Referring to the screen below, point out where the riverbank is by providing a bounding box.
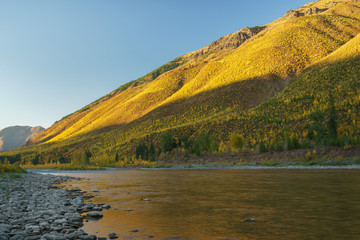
[0,173,112,240]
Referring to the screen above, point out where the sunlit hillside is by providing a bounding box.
[3,0,360,165]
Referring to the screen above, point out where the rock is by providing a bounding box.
[40,210,56,217]
[24,236,42,240]
[244,218,256,223]
[78,235,97,240]
[53,218,67,225]
[100,203,111,209]
[129,229,139,233]
[124,209,133,212]
[141,198,150,201]
[64,231,83,240]
[0,233,9,240]
[90,190,99,193]
[86,211,103,219]
[70,197,83,206]
[10,235,25,240]
[40,233,66,240]
[0,224,11,233]
[81,203,98,212]
[92,207,103,211]
[0,214,8,222]
[25,225,41,235]
[108,232,118,239]
[98,237,107,240]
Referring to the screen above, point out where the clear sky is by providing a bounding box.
[0,0,310,130]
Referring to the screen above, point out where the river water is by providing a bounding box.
[42,169,360,239]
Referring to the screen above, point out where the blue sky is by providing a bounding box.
[0,0,310,130]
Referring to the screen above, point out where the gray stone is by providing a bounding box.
[86,211,103,219]
[10,235,25,240]
[70,197,83,206]
[25,225,41,235]
[39,222,50,231]
[53,218,67,225]
[78,235,97,240]
[81,203,98,212]
[101,203,111,209]
[0,224,11,233]
[40,233,66,240]
[24,236,41,240]
[108,232,118,239]
[244,218,256,223]
[64,231,82,240]
[9,229,25,236]
[0,233,9,240]
[98,237,107,240]
[0,214,8,221]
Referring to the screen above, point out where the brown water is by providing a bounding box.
[47,169,360,240]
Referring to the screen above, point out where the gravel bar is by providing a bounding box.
[0,173,112,240]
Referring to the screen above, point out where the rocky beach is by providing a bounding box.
[0,173,113,240]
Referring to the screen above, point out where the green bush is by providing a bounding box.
[275,142,284,152]
[0,164,26,174]
[198,133,218,153]
[259,142,268,153]
[230,133,244,151]
[161,133,177,153]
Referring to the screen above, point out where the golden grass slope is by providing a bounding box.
[28,0,360,151]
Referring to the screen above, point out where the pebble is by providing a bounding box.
[244,218,256,222]
[108,232,118,239]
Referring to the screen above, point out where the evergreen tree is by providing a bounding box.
[81,151,89,166]
[149,142,156,162]
[161,133,177,153]
[136,142,148,160]
[328,91,338,141]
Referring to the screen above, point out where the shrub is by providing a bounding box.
[259,142,268,153]
[275,142,284,152]
[161,133,177,153]
[230,133,244,151]
[0,164,26,174]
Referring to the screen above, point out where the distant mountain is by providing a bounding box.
[0,126,44,152]
[3,0,360,165]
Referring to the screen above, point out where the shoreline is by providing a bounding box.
[25,163,360,173]
[0,173,112,240]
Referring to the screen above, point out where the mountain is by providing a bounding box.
[3,0,360,165]
[0,126,44,152]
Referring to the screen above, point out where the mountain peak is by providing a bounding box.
[0,126,44,152]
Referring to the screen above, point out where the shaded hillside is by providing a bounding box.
[0,126,44,152]
[4,0,360,165]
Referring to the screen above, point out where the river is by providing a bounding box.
[36,169,360,240]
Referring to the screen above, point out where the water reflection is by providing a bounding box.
[53,169,360,240]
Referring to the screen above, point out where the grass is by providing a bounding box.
[0,164,26,174]
[22,164,104,170]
